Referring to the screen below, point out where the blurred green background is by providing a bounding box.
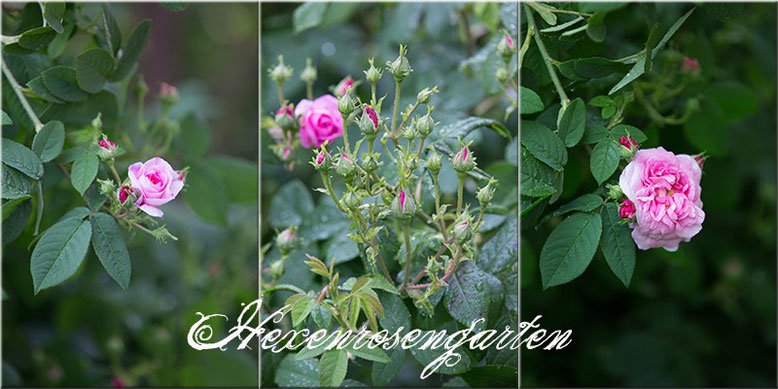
[521,3,777,387]
[260,2,518,387]
[2,3,258,387]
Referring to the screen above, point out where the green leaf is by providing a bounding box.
[1,165,32,200]
[292,296,315,327]
[160,2,189,11]
[268,180,314,229]
[208,156,257,204]
[111,20,151,81]
[42,66,88,102]
[90,212,130,290]
[437,116,510,140]
[18,27,57,50]
[520,121,567,171]
[462,365,518,387]
[526,2,557,25]
[600,203,636,287]
[683,98,728,156]
[1,111,12,125]
[275,354,319,387]
[646,22,664,49]
[707,81,759,121]
[344,343,390,363]
[74,48,115,93]
[586,12,606,42]
[540,212,602,289]
[703,2,744,21]
[30,217,92,294]
[319,349,348,387]
[477,214,518,277]
[3,199,32,244]
[85,183,108,210]
[27,76,64,103]
[48,22,74,59]
[590,139,620,184]
[444,261,503,326]
[101,4,122,56]
[520,87,544,115]
[575,2,627,12]
[184,163,229,226]
[559,57,630,79]
[609,8,695,95]
[556,98,586,147]
[2,140,43,179]
[378,293,410,332]
[32,121,65,162]
[43,2,66,33]
[70,148,98,196]
[520,152,556,197]
[371,347,405,387]
[324,234,359,264]
[311,303,332,329]
[610,124,647,143]
[409,330,472,374]
[57,207,91,223]
[295,332,337,360]
[542,194,603,223]
[293,3,328,34]
[174,113,211,160]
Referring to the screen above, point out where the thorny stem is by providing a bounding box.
[406,246,461,290]
[1,60,43,132]
[306,82,313,101]
[108,160,122,184]
[390,81,402,139]
[456,175,464,216]
[276,83,285,106]
[400,223,412,291]
[321,173,347,213]
[401,239,454,292]
[354,209,395,286]
[518,25,534,69]
[524,4,570,106]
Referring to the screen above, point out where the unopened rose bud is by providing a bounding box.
[681,57,700,75]
[391,189,416,219]
[605,183,623,200]
[342,191,360,210]
[96,137,117,160]
[452,145,476,173]
[97,179,116,195]
[417,87,437,104]
[135,75,148,97]
[477,179,497,207]
[276,226,299,255]
[269,55,293,84]
[362,153,378,172]
[404,122,418,141]
[313,148,333,171]
[416,112,435,137]
[338,94,356,117]
[403,155,418,171]
[387,45,412,83]
[693,154,707,169]
[335,153,356,177]
[618,136,638,159]
[160,82,179,105]
[275,105,295,131]
[453,220,473,243]
[300,58,317,84]
[359,106,379,136]
[118,186,134,204]
[619,199,636,220]
[496,67,509,83]
[334,76,354,98]
[92,113,103,131]
[497,34,516,63]
[427,149,442,174]
[270,260,284,278]
[364,58,382,85]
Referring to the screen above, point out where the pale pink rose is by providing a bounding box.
[128,157,185,217]
[295,95,343,149]
[619,147,705,251]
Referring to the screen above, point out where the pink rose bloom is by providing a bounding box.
[295,95,343,149]
[128,157,185,217]
[619,147,705,251]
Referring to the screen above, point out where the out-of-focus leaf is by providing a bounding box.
[293,3,328,34]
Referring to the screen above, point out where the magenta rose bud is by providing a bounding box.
[99,139,116,152]
[619,199,636,220]
[97,138,118,160]
[335,77,354,97]
[295,95,344,149]
[128,157,185,217]
[118,186,132,204]
[359,106,379,136]
[681,57,700,75]
[619,135,638,159]
[160,82,179,105]
[391,189,416,219]
[452,145,476,173]
[619,147,705,251]
[112,377,125,388]
[453,220,473,243]
[497,34,517,62]
[694,155,706,169]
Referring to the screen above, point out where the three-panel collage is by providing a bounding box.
[0,1,775,389]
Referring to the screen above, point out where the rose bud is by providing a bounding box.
[92,113,103,131]
[276,226,300,255]
[693,154,707,169]
[391,189,417,220]
[364,58,382,85]
[416,87,437,105]
[496,67,509,83]
[453,220,474,243]
[112,377,126,388]
[135,74,148,97]
[342,191,361,211]
[427,149,442,174]
[387,45,412,83]
[681,57,700,75]
[337,94,356,117]
[160,82,179,105]
[335,153,356,177]
[97,178,116,196]
[270,260,285,278]
[313,148,333,171]
[416,112,435,137]
[300,58,317,84]
[97,137,118,160]
[361,153,379,172]
[269,55,293,84]
[619,199,636,220]
[452,145,476,173]
[118,186,136,205]
[477,179,498,207]
[334,76,355,98]
[275,105,295,132]
[497,34,516,63]
[605,183,623,200]
[359,106,379,136]
[619,135,639,159]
